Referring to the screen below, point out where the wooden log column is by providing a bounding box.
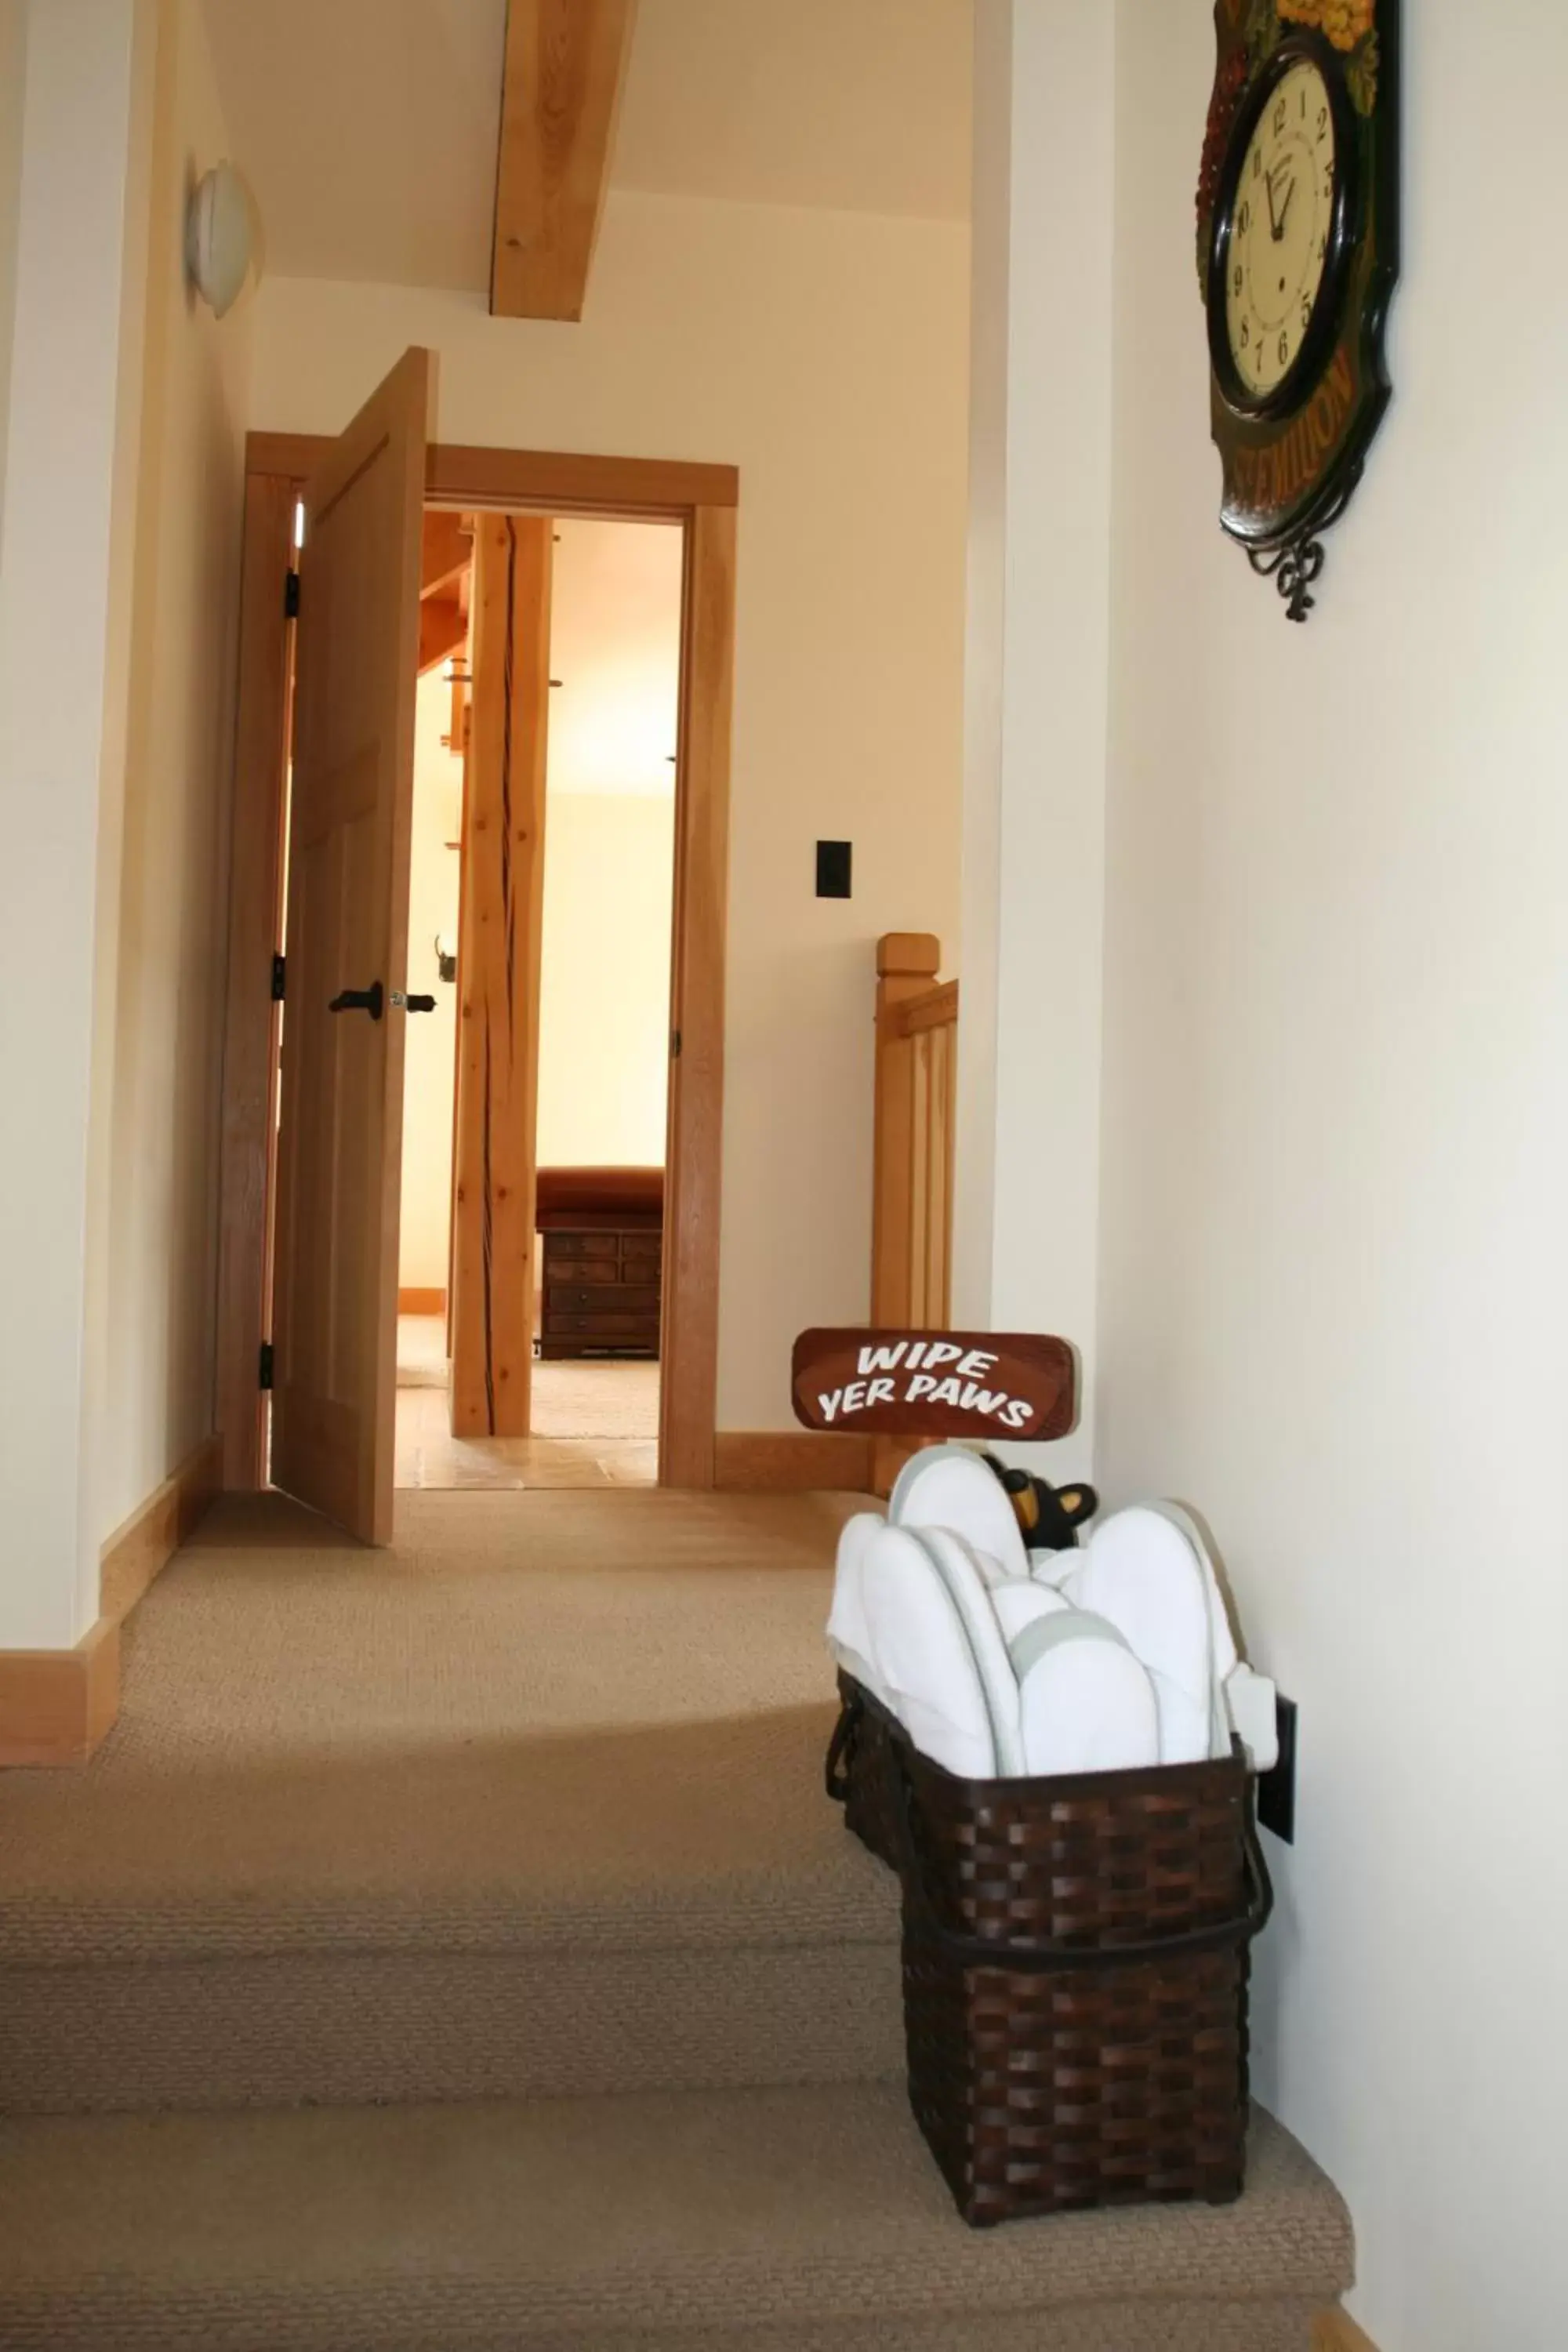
[449,514,553,1437]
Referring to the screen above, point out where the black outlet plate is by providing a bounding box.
[816,840,852,899]
[1256,1693,1298,1846]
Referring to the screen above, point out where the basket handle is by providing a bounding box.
[824,1687,858,1805]
[889,1736,1274,1975]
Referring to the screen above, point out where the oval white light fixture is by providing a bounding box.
[185,162,255,319]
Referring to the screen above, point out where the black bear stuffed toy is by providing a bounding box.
[980,1456,1098,1552]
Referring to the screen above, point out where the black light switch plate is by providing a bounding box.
[1257,1694,1298,1845]
[816,840,852,898]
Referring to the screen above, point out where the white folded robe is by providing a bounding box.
[1059,1506,1226,1766]
[826,1510,888,1697]
[859,1524,1000,1779]
[889,1445,1031,1584]
[1011,1607,1161,1777]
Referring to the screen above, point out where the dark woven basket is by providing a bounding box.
[826,1673,1272,2228]
[825,1670,902,1869]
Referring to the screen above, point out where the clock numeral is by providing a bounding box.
[1300,88,1307,119]
[1253,146,1263,180]
[1301,293,1312,329]
[1278,329,1290,366]
[1233,265,1243,297]
[1274,98,1287,135]
[1239,200,1251,235]
[1317,106,1329,140]
[1240,318,1250,350]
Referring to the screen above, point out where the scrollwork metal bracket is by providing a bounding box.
[1243,468,1361,624]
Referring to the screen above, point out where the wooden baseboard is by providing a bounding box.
[399,1285,447,1315]
[713,1431,874,1493]
[1,1432,221,1769]
[0,1618,119,1768]
[99,1433,223,1628]
[1313,2313,1379,2352]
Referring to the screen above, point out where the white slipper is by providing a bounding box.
[989,1577,1073,1646]
[1059,1506,1221,1766]
[890,1445,1030,1583]
[1013,1608,1162,1777]
[1223,1661,1280,1772]
[860,1525,998,1779]
[915,1526,1027,1774]
[1147,1502,1240,1755]
[826,1511,887,1698]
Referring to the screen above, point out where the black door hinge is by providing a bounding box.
[284,569,300,619]
[270,953,286,1002]
[258,1341,274,1392]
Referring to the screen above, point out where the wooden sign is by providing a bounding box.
[791,1330,1076,1442]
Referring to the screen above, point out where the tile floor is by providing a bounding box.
[394,1317,659,1490]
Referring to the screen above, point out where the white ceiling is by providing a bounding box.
[200,0,972,296]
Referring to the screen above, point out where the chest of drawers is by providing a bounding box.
[539,1226,662,1359]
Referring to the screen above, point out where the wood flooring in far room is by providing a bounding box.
[394,1317,659,1490]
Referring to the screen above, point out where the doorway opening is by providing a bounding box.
[216,360,738,1541]
[393,511,681,1491]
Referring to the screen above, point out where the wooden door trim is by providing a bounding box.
[219,439,737,1495]
[214,475,296,1491]
[245,434,738,520]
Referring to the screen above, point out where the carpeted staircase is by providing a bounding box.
[0,1489,1355,2349]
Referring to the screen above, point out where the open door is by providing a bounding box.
[270,348,432,1542]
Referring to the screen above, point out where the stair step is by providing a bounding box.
[0,1495,905,2114]
[0,2082,1353,2352]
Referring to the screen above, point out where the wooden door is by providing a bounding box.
[270,347,431,1542]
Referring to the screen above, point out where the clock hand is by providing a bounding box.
[1277,176,1297,238]
[1265,165,1282,240]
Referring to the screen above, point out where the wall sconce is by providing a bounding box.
[185,162,258,318]
[434,933,457,984]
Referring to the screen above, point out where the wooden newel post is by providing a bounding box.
[872,932,942,1329]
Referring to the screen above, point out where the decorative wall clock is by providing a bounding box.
[1198,0,1400,620]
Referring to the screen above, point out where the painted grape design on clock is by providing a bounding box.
[1198,0,1400,621]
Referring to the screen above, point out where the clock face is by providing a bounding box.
[1222,56,1338,404]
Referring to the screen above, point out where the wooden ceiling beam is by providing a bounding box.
[491,0,639,322]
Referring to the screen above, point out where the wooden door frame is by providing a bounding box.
[216,436,739,1495]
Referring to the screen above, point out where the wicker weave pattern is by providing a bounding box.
[828,1675,1267,2228]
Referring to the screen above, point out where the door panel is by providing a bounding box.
[270,347,431,1542]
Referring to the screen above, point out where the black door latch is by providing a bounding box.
[328,982,383,1019]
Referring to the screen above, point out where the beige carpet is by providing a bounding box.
[0,2086,1348,2352]
[0,1486,1355,2347]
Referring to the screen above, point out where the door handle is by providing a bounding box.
[328,982,383,1019]
[390,990,437,1013]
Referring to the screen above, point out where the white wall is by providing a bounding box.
[536,793,675,1171]
[397,670,463,1291]
[976,2,1568,2344]
[0,0,158,1646]
[98,0,253,1538]
[954,0,1112,1487]
[246,190,969,1428]
[536,517,679,1173]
